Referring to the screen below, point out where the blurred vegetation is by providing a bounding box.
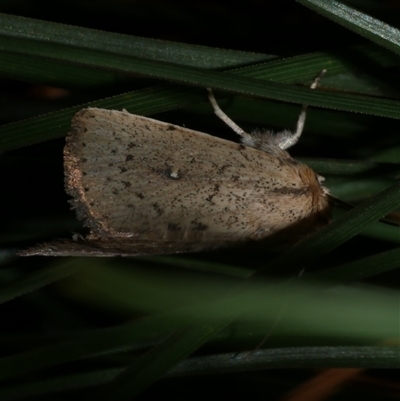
[0,1,399,400]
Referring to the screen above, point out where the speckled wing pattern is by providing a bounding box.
[21,108,331,256]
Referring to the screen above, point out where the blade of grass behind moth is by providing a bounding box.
[0,259,81,305]
[99,325,234,400]
[0,368,122,401]
[297,0,400,55]
[326,177,398,205]
[0,52,132,89]
[141,246,400,284]
[0,326,148,383]
[0,255,242,383]
[0,290,178,381]
[371,145,400,163]
[135,256,253,279]
[302,158,400,178]
[0,86,202,151]
[0,290,241,383]
[361,221,400,244]
[308,247,400,283]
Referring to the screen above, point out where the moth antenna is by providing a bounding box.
[207,70,326,153]
[278,69,327,150]
[207,88,253,142]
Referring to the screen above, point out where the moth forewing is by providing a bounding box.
[64,108,330,247]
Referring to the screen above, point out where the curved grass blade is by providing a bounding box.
[297,0,400,55]
[0,13,269,69]
[0,260,80,305]
[309,247,400,282]
[0,86,201,151]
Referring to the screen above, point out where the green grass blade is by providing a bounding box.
[0,86,201,151]
[0,260,80,305]
[297,0,400,55]
[310,247,400,282]
[0,13,268,69]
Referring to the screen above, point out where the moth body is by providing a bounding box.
[21,71,331,256]
[65,108,330,246]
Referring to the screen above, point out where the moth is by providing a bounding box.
[20,72,332,257]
